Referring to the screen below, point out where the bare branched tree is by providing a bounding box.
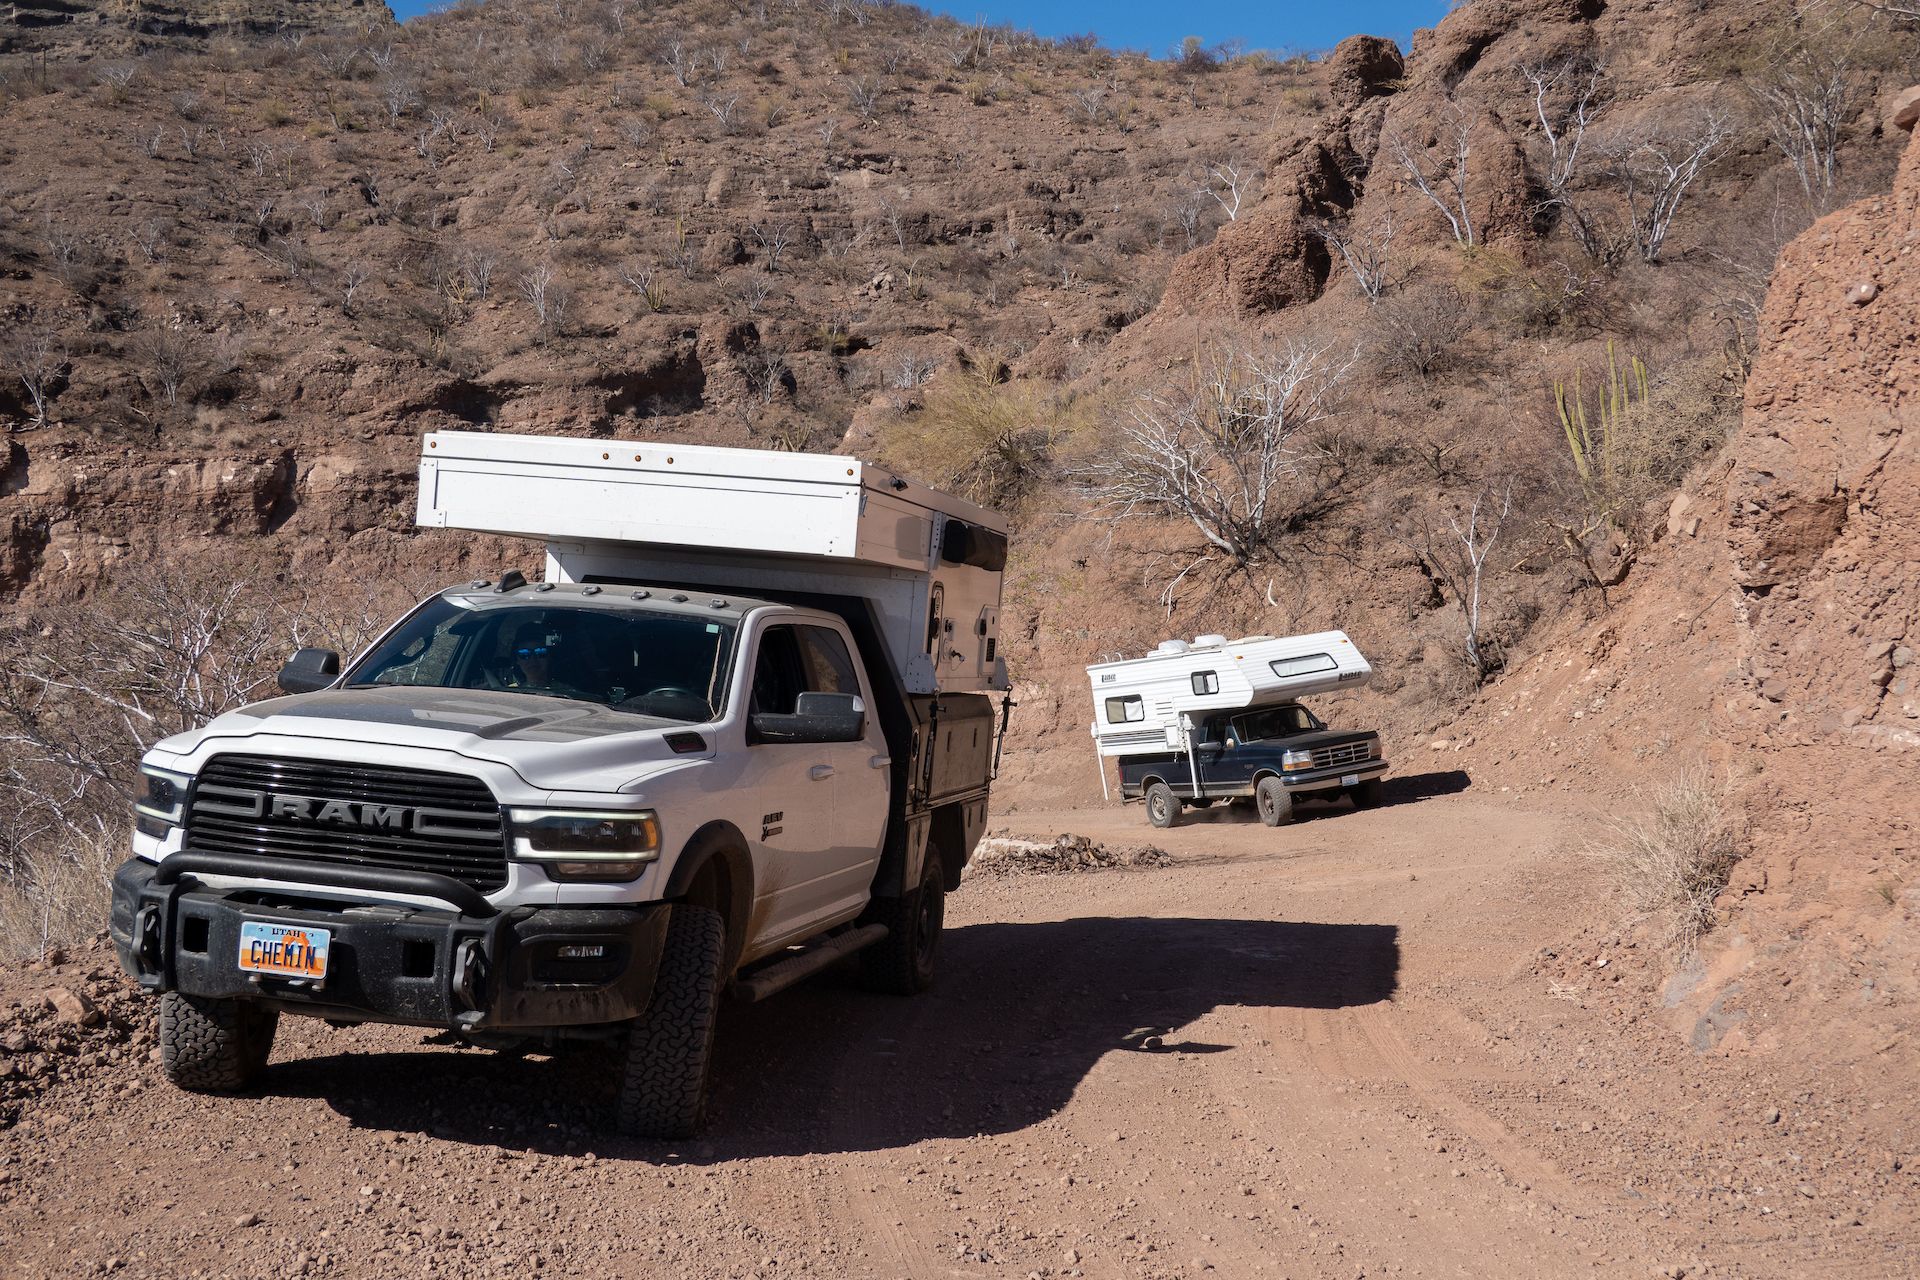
[618,259,668,311]
[517,263,572,334]
[1387,104,1479,246]
[1520,58,1621,262]
[1602,110,1732,263]
[1203,160,1252,222]
[340,261,372,311]
[1078,341,1356,564]
[1308,212,1398,304]
[130,323,204,406]
[1410,484,1513,680]
[3,324,65,427]
[849,76,885,123]
[1745,39,1861,204]
[750,221,796,271]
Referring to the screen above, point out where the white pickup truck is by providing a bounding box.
[109,432,1010,1137]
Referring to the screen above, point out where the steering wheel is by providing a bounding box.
[641,686,704,703]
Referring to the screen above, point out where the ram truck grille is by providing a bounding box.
[184,754,509,893]
[1309,740,1374,770]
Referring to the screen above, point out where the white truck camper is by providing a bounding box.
[112,431,1011,1138]
[1088,632,1387,827]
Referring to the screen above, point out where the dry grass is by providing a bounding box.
[1587,769,1741,958]
[0,827,121,960]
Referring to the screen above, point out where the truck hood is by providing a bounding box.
[162,687,708,795]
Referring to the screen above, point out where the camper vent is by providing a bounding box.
[1193,634,1228,648]
[1154,639,1190,655]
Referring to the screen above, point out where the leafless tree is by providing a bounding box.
[130,324,205,407]
[2,324,64,427]
[817,116,843,148]
[1077,340,1356,564]
[702,91,742,133]
[94,61,138,90]
[1203,160,1252,222]
[664,40,695,87]
[468,112,504,153]
[849,77,884,123]
[617,115,653,149]
[177,125,206,159]
[618,260,667,311]
[518,264,572,334]
[740,349,790,406]
[1395,483,1514,680]
[340,262,371,311]
[728,270,775,314]
[1169,191,1206,249]
[460,245,497,301]
[750,221,796,272]
[890,352,936,389]
[1520,58,1622,262]
[1068,85,1106,124]
[132,217,171,262]
[1746,40,1861,204]
[1369,283,1469,384]
[1387,105,1479,246]
[379,75,421,127]
[245,139,276,177]
[296,193,329,228]
[129,123,167,157]
[1602,110,1732,263]
[1308,212,1398,304]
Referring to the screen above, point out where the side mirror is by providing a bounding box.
[277,647,341,696]
[748,691,866,745]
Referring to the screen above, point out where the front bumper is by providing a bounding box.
[1282,759,1389,793]
[110,856,670,1031]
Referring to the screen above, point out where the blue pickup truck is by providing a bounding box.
[1115,701,1386,828]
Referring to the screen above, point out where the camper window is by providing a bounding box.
[1270,652,1337,679]
[1104,695,1144,724]
[1191,670,1219,695]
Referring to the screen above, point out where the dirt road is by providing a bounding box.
[2,779,1913,1279]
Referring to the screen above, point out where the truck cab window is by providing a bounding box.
[750,625,810,715]
[1234,703,1320,741]
[799,626,861,698]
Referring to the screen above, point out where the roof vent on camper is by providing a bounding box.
[1193,634,1228,648]
[1155,639,1191,656]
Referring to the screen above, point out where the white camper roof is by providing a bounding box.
[417,430,1004,570]
[415,431,1009,695]
[1086,631,1371,757]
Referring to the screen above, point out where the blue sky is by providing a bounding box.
[386,1,1450,55]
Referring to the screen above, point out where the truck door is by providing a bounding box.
[740,623,839,946]
[795,624,888,922]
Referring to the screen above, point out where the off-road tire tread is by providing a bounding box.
[860,857,944,996]
[1256,776,1293,827]
[158,993,277,1092]
[617,905,725,1140]
[1145,781,1180,828]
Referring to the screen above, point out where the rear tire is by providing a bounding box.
[1145,781,1180,828]
[617,904,726,1139]
[1350,777,1385,809]
[860,855,945,996]
[158,993,278,1092]
[1255,776,1293,827]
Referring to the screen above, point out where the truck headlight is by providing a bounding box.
[509,809,660,883]
[1281,749,1314,773]
[135,764,192,839]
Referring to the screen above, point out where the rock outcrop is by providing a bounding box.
[2,0,391,56]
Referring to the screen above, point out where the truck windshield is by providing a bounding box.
[1235,704,1320,742]
[345,597,739,722]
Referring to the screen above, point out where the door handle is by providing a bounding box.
[809,764,835,781]
[869,755,891,770]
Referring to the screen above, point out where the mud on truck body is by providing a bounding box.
[111,432,1011,1137]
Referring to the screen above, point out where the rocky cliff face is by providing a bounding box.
[3,0,391,56]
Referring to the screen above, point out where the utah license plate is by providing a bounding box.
[237,921,330,980]
[1341,774,1361,787]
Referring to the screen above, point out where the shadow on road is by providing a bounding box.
[269,915,1399,1161]
[1383,770,1471,806]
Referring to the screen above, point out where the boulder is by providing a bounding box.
[1325,35,1404,110]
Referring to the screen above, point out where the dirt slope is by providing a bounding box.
[2,792,1914,1279]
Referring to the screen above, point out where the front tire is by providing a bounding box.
[861,854,945,995]
[1256,776,1294,827]
[1145,781,1180,828]
[158,993,278,1092]
[617,904,726,1139]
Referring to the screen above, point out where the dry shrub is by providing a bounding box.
[967,833,1172,879]
[873,355,1071,508]
[0,828,121,960]
[1587,770,1741,958]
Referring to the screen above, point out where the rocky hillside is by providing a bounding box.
[1,0,391,56]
